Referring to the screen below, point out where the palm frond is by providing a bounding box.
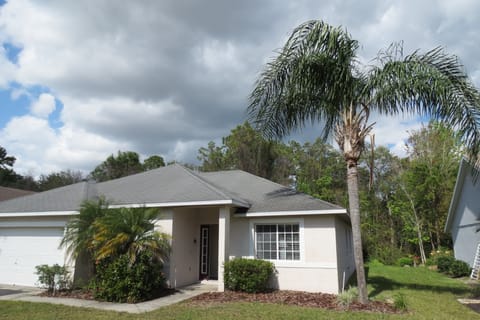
[248,20,360,140]
[59,198,109,259]
[92,206,170,264]
[367,45,480,169]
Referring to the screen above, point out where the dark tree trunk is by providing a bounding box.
[346,161,368,304]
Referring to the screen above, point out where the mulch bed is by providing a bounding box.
[38,287,177,303]
[39,288,398,313]
[39,289,95,300]
[188,290,398,313]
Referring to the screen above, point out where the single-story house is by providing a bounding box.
[445,159,480,266]
[0,164,354,294]
[0,186,36,202]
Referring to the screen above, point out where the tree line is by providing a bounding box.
[0,149,166,191]
[0,120,462,265]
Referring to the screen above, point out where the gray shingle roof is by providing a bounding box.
[0,164,344,214]
[0,182,92,213]
[97,164,248,206]
[196,170,343,213]
[0,186,36,202]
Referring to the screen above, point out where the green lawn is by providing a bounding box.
[0,264,478,320]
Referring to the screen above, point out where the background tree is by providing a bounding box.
[0,146,40,191]
[404,122,461,249]
[290,139,346,205]
[90,151,143,182]
[143,155,165,171]
[360,145,404,264]
[248,20,480,302]
[38,170,85,191]
[0,147,15,169]
[197,141,229,172]
[198,122,292,184]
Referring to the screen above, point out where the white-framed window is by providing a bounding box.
[255,223,300,261]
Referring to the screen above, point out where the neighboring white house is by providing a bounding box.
[445,159,480,266]
[0,164,354,294]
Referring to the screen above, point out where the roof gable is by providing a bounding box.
[96,164,249,206]
[196,169,344,213]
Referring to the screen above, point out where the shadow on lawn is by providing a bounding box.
[368,276,471,298]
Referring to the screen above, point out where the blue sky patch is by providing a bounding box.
[0,83,62,130]
[2,42,22,64]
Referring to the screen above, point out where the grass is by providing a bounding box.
[0,264,478,319]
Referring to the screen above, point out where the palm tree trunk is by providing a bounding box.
[346,162,368,304]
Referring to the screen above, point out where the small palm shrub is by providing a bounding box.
[393,292,408,311]
[337,286,358,307]
[93,251,165,303]
[224,258,275,293]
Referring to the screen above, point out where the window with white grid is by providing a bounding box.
[255,223,300,261]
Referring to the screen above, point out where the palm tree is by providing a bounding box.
[61,198,108,260]
[93,207,170,265]
[248,20,480,303]
[60,198,109,280]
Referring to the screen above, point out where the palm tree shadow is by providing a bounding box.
[368,275,471,298]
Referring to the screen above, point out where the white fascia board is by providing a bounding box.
[108,199,249,209]
[235,209,347,218]
[0,211,78,218]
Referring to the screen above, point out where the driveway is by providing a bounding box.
[0,288,23,296]
[0,284,42,299]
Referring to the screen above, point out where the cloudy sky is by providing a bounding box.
[0,0,479,176]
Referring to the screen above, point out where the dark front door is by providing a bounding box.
[199,225,218,280]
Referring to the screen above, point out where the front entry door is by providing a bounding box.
[199,225,218,280]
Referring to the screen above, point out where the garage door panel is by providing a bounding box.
[0,227,66,286]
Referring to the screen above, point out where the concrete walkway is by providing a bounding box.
[0,282,217,313]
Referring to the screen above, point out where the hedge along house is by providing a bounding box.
[0,164,354,294]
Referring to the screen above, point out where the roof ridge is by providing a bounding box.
[176,164,250,206]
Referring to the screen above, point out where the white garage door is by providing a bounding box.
[0,228,66,287]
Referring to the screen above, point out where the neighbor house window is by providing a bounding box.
[255,224,300,260]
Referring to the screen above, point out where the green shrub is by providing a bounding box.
[397,257,414,267]
[224,258,275,293]
[436,255,455,273]
[366,244,404,265]
[35,264,70,292]
[393,292,408,311]
[337,286,358,308]
[469,284,480,298]
[368,259,384,267]
[448,259,471,278]
[93,251,165,303]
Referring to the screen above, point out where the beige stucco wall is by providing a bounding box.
[155,208,350,294]
[334,216,355,291]
[155,207,220,288]
[229,214,344,294]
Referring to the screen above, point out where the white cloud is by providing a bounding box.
[370,114,424,158]
[0,115,57,174]
[0,0,479,175]
[30,93,56,118]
